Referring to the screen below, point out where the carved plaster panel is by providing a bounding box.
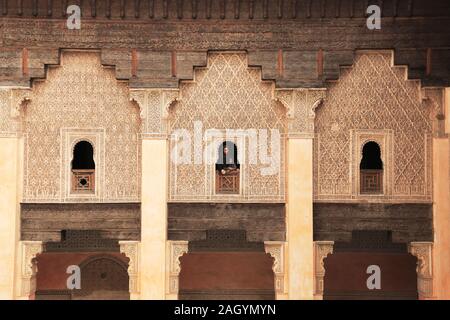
[168,240,188,295]
[119,241,140,295]
[22,51,141,203]
[264,241,286,295]
[168,52,286,202]
[315,51,433,202]
[408,242,433,299]
[20,241,43,299]
[314,241,334,299]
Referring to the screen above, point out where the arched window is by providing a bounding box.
[71,141,95,193]
[360,141,383,194]
[215,141,240,194]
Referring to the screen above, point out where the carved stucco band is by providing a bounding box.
[10,88,31,118]
[408,241,433,299]
[274,88,326,137]
[20,241,43,299]
[264,241,286,296]
[314,241,334,299]
[119,241,140,296]
[168,240,188,295]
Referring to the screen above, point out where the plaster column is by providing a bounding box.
[286,137,314,299]
[431,88,450,299]
[0,136,23,299]
[140,138,168,299]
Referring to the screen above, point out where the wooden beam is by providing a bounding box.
[306,0,311,18]
[349,0,354,18]
[277,49,284,77]
[171,51,177,78]
[2,0,8,16]
[426,48,432,76]
[206,0,212,19]
[162,0,168,18]
[47,0,52,17]
[105,0,111,18]
[148,0,154,18]
[177,0,183,19]
[234,0,240,19]
[131,49,138,78]
[32,0,38,16]
[134,0,140,18]
[120,0,125,18]
[249,0,254,19]
[91,0,96,17]
[335,0,341,18]
[317,49,324,78]
[277,0,283,19]
[263,0,268,19]
[192,0,198,19]
[17,0,23,16]
[291,0,297,18]
[22,48,29,77]
[320,0,325,18]
[220,0,225,19]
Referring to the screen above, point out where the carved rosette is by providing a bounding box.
[10,88,31,118]
[20,241,43,298]
[314,241,334,299]
[264,241,286,296]
[119,241,140,295]
[408,242,433,299]
[274,88,326,137]
[168,241,188,295]
[130,88,180,136]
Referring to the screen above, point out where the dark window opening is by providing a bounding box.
[215,141,240,194]
[71,141,95,193]
[360,141,383,194]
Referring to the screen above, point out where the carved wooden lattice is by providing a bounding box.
[315,52,433,202]
[360,169,383,194]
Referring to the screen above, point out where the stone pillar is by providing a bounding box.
[0,135,23,299]
[313,241,334,300]
[140,138,168,299]
[264,241,287,300]
[15,241,42,300]
[286,137,314,299]
[166,240,188,300]
[119,241,141,300]
[408,242,434,300]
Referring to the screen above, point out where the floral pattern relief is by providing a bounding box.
[315,52,433,201]
[0,89,21,134]
[23,51,141,202]
[169,52,286,202]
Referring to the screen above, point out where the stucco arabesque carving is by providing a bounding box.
[129,88,180,120]
[264,241,286,295]
[274,88,326,136]
[314,241,334,298]
[119,241,140,295]
[168,241,188,295]
[9,88,31,118]
[408,242,434,299]
[20,241,43,298]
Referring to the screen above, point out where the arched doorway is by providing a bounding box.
[73,255,130,300]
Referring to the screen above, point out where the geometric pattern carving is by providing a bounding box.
[19,241,43,299]
[0,89,23,135]
[130,88,179,136]
[264,241,286,298]
[119,241,140,298]
[168,240,188,296]
[315,51,433,202]
[313,241,334,299]
[408,242,433,300]
[44,230,120,252]
[169,52,286,202]
[22,51,141,202]
[275,88,326,137]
